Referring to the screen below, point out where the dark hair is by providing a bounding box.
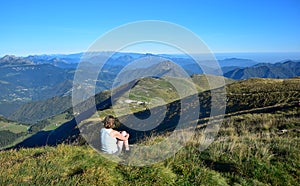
[103,115,115,128]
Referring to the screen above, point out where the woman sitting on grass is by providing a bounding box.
[100,115,130,154]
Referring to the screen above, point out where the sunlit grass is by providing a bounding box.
[43,113,70,131]
[1,77,299,184]
[0,121,27,133]
[1,108,299,185]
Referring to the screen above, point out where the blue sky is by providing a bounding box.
[0,0,300,56]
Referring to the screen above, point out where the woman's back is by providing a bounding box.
[100,128,118,154]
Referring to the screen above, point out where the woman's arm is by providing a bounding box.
[111,130,129,141]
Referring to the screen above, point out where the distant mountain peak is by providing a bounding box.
[1,55,19,61]
[115,55,134,62]
[0,55,34,66]
[144,60,181,72]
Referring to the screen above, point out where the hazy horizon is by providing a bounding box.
[2,51,300,63]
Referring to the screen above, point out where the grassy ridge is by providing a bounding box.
[3,77,299,149]
[7,74,229,124]
[1,106,299,185]
[1,77,299,185]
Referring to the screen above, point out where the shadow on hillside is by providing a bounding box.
[8,78,299,150]
[9,93,201,150]
[10,118,79,149]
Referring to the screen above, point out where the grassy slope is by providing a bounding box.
[0,107,299,185]
[8,74,229,124]
[42,112,71,131]
[0,117,29,149]
[0,121,27,133]
[1,77,299,185]
[0,112,72,149]
[98,74,231,119]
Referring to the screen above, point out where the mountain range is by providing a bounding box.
[224,60,300,79]
[0,52,299,121]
